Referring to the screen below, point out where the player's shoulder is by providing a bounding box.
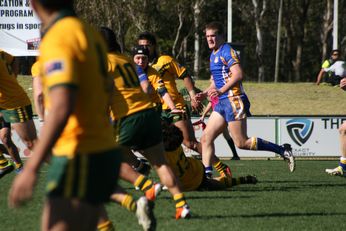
[158,55,174,64]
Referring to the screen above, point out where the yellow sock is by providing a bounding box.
[134,175,153,192]
[121,194,136,213]
[213,161,227,174]
[173,193,187,208]
[0,152,8,166]
[97,220,115,231]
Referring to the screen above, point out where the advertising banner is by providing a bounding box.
[279,117,346,157]
[0,0,41,56]
[1,117,344,158]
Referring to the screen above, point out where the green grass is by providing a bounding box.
[1,160,346,230]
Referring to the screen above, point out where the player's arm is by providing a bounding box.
[136,64,152,94]
[210,64,243,98]
[33,76,45,120]
[316,69,325,85]
[200,102,212,121]
[9,86,77,208]
[340,77,346,91]
[196,76,216,102]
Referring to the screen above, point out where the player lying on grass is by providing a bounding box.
[161,120,257,191]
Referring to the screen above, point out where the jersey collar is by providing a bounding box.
[40,8,77,38]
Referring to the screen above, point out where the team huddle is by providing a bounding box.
[0,0,304,230]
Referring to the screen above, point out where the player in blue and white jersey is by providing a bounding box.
[197,22,295,177]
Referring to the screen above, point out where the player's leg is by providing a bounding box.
[43,149,121,231]
[118,160,162,202]
[0,149,14,179]
[2,105,37,151]
[141,142,191,219]
[228,119,295,172]
[326,121,346,176]
[0,122,22,171]
[41,197,102,231]
[11,120,37,151]
[174,116,202,154]
[200,111,226,177]
[222,127,240,160]
[99,185,156,231]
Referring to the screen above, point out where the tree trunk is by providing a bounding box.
[321,0,333,62]
[193,0,204,79]
[252,0,266,82]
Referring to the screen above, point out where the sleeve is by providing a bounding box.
[169,57,188,79]
[135,65,149,82]
[41,36,78,90]
[222,44,240,69]
[321,60,330,68]
[324,63,335,72]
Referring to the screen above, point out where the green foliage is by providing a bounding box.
[72,0,346,82]
[2,160,346,230]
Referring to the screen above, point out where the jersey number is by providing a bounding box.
[116,63,140,88]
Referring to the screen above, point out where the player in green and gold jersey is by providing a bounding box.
[162,120,257,191]
[0,49,37,177]
[100,26,191,220]
[9,1,122,230]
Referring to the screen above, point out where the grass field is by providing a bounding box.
[10,77,345,230]
[1,160,346,230]
[18,76,346,116]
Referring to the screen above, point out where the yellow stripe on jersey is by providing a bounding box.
[0,50,31,109]
[78,155,88,198]
[39,15,116,156]
[107,52,154,120]
[152,55,186,110]
[64,157,75,198]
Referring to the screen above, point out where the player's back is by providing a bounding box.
[39,16,115,156]
[0,50,31,108]
[107,52,154,120]
[164,146,204,191]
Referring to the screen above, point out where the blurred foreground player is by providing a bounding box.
[8,1,122,230]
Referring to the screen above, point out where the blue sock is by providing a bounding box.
[339,159,346,170]
[257,138,285,156]
[205,166,213,174]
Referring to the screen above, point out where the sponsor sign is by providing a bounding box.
[0,0,41,56]
[1,117,344,158]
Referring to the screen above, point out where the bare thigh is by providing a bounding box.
[41,198,101,231]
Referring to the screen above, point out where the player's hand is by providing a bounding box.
[8,168,37,208]
[207,88,220,98]
[191,97,204,114]
[340,78,346,91]
[195,92,207,101]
